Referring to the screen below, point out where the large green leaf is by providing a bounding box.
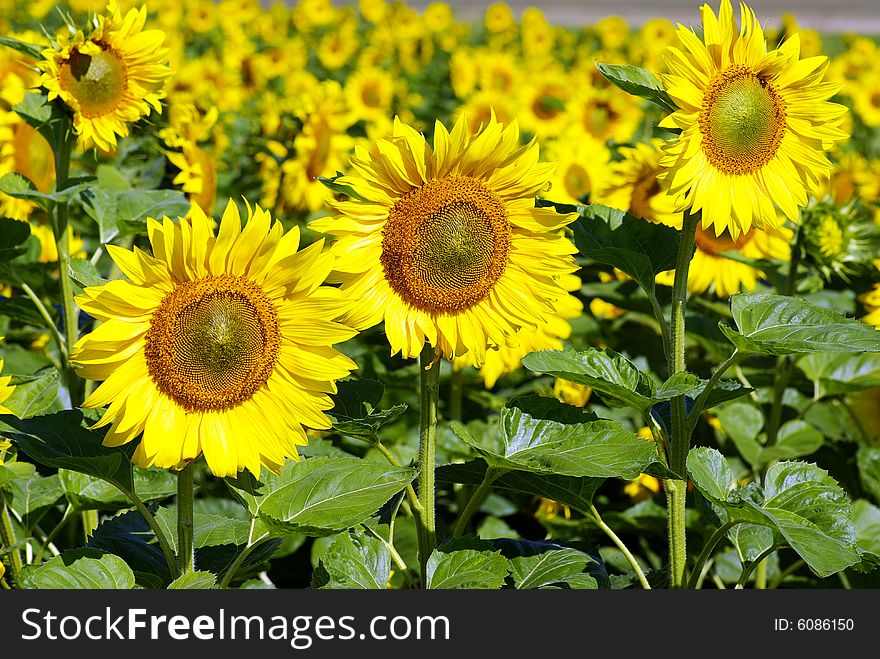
[3,368,60,418]
[797,353,880,398]
[312,529,391,589]
[59,467,176,510]
[720,293,880,355]
[522,348,655,411]
[227,456,416,536]
[687,447,736,503]
[20,550,135,589]
[2,410,134,492]
[594,62,677,112]
[437,460,602,514]
[572,203,682,300]
[426,548,509,589]
[452,395,656,479]
[327,378,407,443]
[687,447,860,577]
[509,548,594,589]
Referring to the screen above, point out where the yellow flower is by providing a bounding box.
[553,378,592,407]
[344,67,397,125]
[40,1,173,152]
[311,114,579,365]
[861,282,880,329]
[543,131,612,205]
[455,278,583,388]
[484,2,515,34]
[595,16,630,50]
[70,201,358,477]
[658,0,848,238]
[0,340,15,417]
[852,73,880,127]
[623,474,662,501]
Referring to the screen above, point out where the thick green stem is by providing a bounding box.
[666,209,700,588]
[686,520,738,589]
[754,558,768,589]
[0,494,22,585]
[81,509,98,542]
[176,462,195,575]
[589,504,651,590]
[416,344,440,587]
[49,125,84,409]
[452,468,502,538]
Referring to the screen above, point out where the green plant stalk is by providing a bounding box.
[589,504,651,589]
[754,558,768,589]
[452,467,503,538]
[0,494,22,585]
[219,528,270,589]
[666,208,700,589]
[685,520,738,589]
[49,126,84,409]
[34,504,74,564]
[362,524,415,588]
[20,282,66,361]
[416,344,440,587]
[735,546,778,589]
[176,462,195,575]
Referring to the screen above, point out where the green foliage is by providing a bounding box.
[687,447,861,577]
[226,456,417,536]
[312,529,391,589]
[20,550,136,589]
[451,395,657,479]
[426,546,510,589]
[721,293,880,355]
[594,62,677,112]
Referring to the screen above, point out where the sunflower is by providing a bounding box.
[595,140,679,224]
[39,1,172,152]
[454,277,582,389]
[0,343,15,417]
[657,222,792,297]
[658,0,848,238]
[70,201,358,477]
[542,131,612,205]
[310,115,579,365]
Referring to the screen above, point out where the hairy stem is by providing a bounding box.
[666,208,700,588]
[416,344,440,587]
[176,462,195,575]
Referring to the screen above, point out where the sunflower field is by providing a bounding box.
[0,0,879,594]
